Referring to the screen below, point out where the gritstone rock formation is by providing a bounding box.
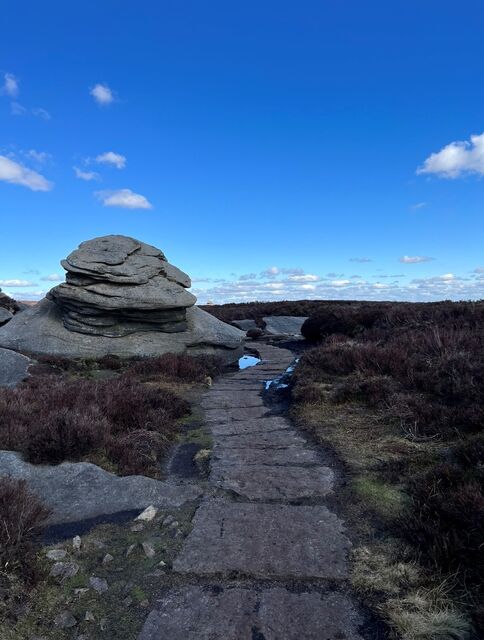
[48,235,196,337]
[0,235,245,363]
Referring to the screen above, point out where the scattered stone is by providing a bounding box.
[89,538,106,549]
[89,576,108,593]
[142,542,156,559]
[0,451,203,525]
[74,588,90,596]
[158,560,167,568]
[102,553,114,565]
[46,549,67,561]
[54,611,77,629]
[136,505,158,521]
[0,347,31,388]
[99,618,108,631]
[140,599,150,608]
[162,515,175,527]
[73,535,82,551]
[131,522,145,532]
[123,596,133,607]
[126,544,137,557]
[84,611,95,622]
[49,561,79,580]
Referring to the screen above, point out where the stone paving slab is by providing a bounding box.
[204,406,270,422]
[211,464,334,501]
[201,394,264,409]
[173,499,350,578]
[214,429,307,449]
[138,585,363,640]
[208,416,291,436]
[212,445,320,466]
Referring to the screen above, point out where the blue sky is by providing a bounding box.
[1,1,483,303]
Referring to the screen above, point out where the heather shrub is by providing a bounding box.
[0,478,50,584]
[125,352,223,382]
[0,376,189,474]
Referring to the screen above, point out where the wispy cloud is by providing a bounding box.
[411,202,427,210]
[1,72,19,98]
[95,151,126,169]
[417,132,484,178]
[41,273,63,282]
[349,257,372,263]
[31,107,51,120]
[0,155,53,191]
[399,255,434,264]
[10,102,51,120]
[10,101,27,116]
[95,188,153,210]
[0,279,35,287]
[90,83,115,106]
[26,149,51,164]
[73,166,100,181]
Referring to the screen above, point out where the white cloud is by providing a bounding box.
[473,267,484,274]
[41,273,63,282]
[260,266,280,278]
[31,107,51,120]
[10,101,27,116]
[0,155,53,191]
[95,151,126,169]
[331,279,351,287]
[26,149,50,164]
[417,132,484,178]
[288,274,319,282]
[399,255,434,264]
[74,166,100,181]
[0,279,34,287]
[90,83,115,106]
[349,257,372,263]
[411,202,427,210]
[2,73,19,98]
[95,188,153,210]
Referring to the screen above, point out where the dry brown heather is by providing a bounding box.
[291,300,484,639]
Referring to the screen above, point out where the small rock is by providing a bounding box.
[46,549,67,561]
[146,569,165,577]
[135,505,157,522]
[123,580,134,594]
[142,542,156,558]
[162,515,175,527]
[84,611,95,622]
[100,618,108,631]
[123,596,133,607]
[102,553,114,565]
[169,520,179,529]
[158,560,167,567]
[49,562,79,579]
[140,599,150,608]
[126,544,137,557]
[90,538,106,549]
[74,588,90,596]
[89,576,108,593]
[174,529,184,538]
[130,522,145,532]
[73,535,82,551]
[54,610,77,628]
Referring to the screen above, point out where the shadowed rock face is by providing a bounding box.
[48,235,196,337]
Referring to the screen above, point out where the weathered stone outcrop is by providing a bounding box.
[0,235,244,363]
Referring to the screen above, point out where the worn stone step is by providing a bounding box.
[204,406,271,422]
[138,585,363,640]
[211,463,334,501]
[212,445,320,466]
[214,430,307,449]
[173,499,350,579]
[209,416,291,436]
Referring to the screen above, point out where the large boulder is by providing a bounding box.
[263,316,308,336]
[0,451,201,525]
[0,347,31,388]
[49,235,196,337]
[0,307,13,327]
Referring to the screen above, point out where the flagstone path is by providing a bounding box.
[139,343,364,640]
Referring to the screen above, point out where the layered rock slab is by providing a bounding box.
[0,299,244,364]
[0,451,201,525]
[173,499,350,579]
[139,586,363,640]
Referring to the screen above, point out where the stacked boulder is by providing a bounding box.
[48,235,196,337]
[0,235,245,363]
